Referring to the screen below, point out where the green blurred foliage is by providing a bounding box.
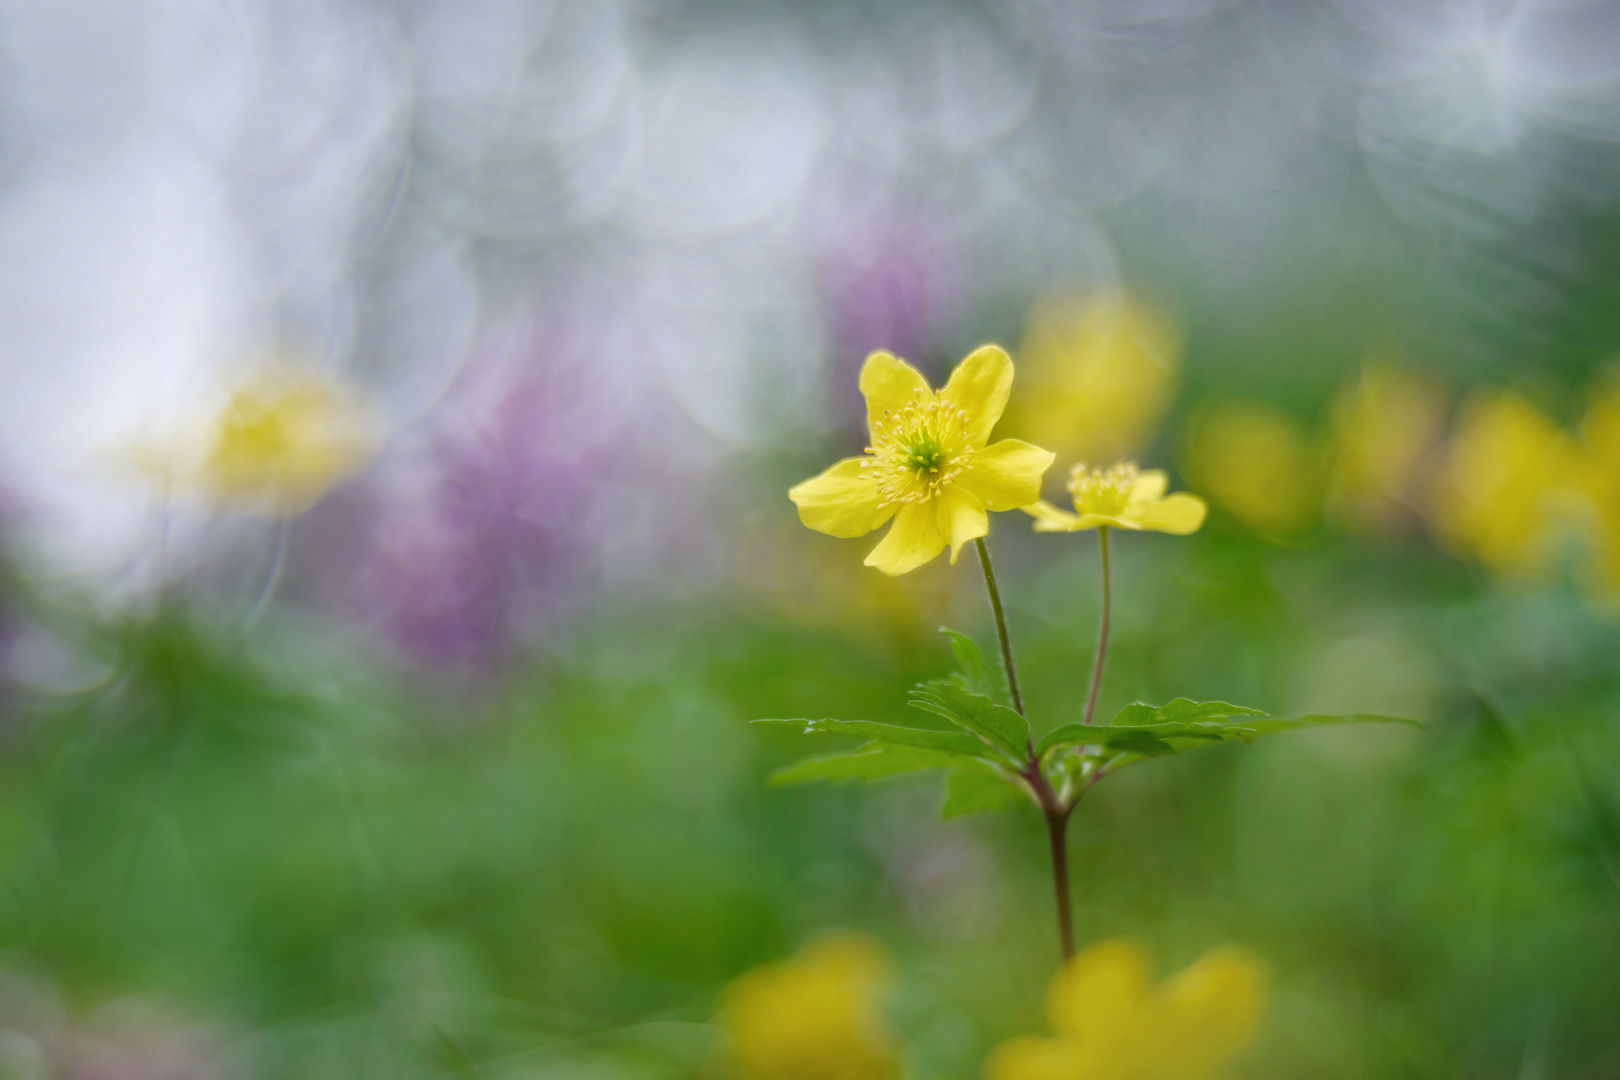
[2,500,1620,1078]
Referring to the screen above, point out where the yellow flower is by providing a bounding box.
[1423,389,1589,576]
[790,347,1055,575]
[986,939,1266,1080]
[1006,289,1181,465]
[1325,359,1446,533]
[719,932,901,1080]
[1582,372,1620,595]
[1024,461,1206,534]
[1182,402,1319,536]
[197,367,375,516]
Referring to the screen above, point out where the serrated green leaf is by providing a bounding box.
[1110,702,1160,727]
[1038,699,1272,756]
[1109,736,1177,758]
[1154,698,1269,723]
[1236,713,1422,738]
[909,682,1030,760]
[1047,711,1419,776]
[754,718,992,758]
[770,746,963,785]
[1037,720,1202,756]
[942,763,1026,818]
[938,626,1000,699]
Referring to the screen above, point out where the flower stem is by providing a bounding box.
[976,536,1073,961]
[973,536,1025,718]
[1045,808,1076,959]
[1082,526,1112,726]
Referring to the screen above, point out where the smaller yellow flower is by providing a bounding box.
[986,939,1266,1080]
[1024,462,1206,534]
[719,932,901,1080]
[790,346,1055,575]
[197,367,375,516]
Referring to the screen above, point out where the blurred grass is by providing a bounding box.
[2,513,1620,1077]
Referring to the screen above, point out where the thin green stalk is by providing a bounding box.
[976,536,1074,961]
[1082,526,1111,726]
[973,536,1025,718]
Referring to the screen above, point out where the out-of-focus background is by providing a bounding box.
[1,0,1619,1076]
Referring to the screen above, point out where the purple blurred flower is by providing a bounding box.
[317,331,633,674]
[819,217,963,427]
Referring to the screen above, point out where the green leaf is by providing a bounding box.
[1110,702,1160,727]
[753,718,991,758]
[942,763,1026,818]
[938,627,1000,699]
[1037,698,1271,756]
[1039,709,1420,774]
[1036,720,1218,756]
[1154,698,1268,723]
[769,746,963,785]
[909,682,1030,760]
[1236,713,1423,738]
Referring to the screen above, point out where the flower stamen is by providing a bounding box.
[1067,461,1138,517]
[862,390,977,507]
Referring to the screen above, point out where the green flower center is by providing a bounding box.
[1067,461,1138,516]
[864,392,977,506]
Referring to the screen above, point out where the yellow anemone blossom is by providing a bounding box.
[790,346,1055,575]
[197,367,375,516]
[987,939,1266,1080]
[719,932,901,1080]
[1024,461,1206,534]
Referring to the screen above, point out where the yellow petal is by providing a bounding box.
[860,351,932,441]
[1048,938,1152,1042]
[936,487,988,564]
[958,439,1056,511]
[985,1037,1087,1080]
[864,502,946,575]
[1146,946,1266,1075]
[789,457,897,538]
[1024,499,1085,532]
[1129,492,1207,534]
[1129,469,1168,503]
[940,345,1013,449]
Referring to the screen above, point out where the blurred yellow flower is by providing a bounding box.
[986,939,1266,1080]
[719,932,901,1080]
[1424,389,1589,576]
[1578,373,1620,595]
[1006,290,1181,465]
[1183,402,1319,536]
[1325,359,1446,533]
[790,347,1054,575]
[197,367,375,516]
[1024,461,1206,535]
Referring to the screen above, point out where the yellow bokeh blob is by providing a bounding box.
[1423,389,1590,577]
[719,932,901,1080]
[1183,402,1319,537]
[986,938,1267,1080]
[1008,290,1181,468]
